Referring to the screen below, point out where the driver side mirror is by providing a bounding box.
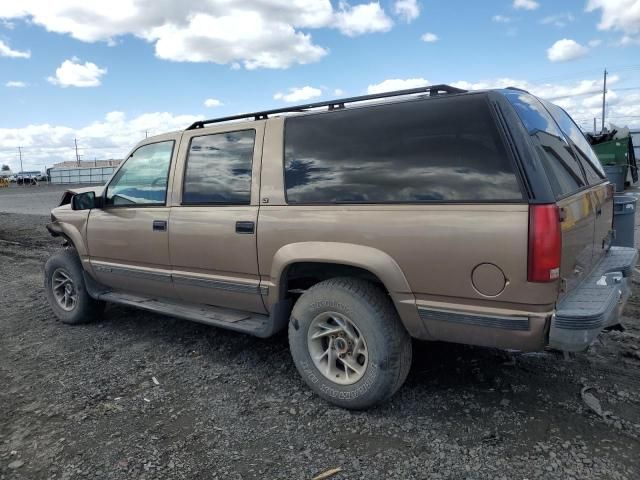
[71,191,103,210]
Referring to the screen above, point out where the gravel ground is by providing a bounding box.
[1,199,640,478]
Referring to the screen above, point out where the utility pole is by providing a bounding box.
[601,68,608,133]
[594,118,597,135]
[18,146,23,174]
[18,146,24,187]
[74,137,80,166]
[145,130,148,138]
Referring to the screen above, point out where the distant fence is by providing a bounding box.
[50,166,116,185]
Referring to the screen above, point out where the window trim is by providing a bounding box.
[103,139,176,209]
[282,94,526,205]
[180,128,256,206]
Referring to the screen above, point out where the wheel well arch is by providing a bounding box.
[278,261,388,301]
[265,242,421,337]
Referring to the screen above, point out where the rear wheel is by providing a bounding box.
[288,277,412,409]
[44,249,104,324]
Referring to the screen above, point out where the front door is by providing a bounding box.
[168,123,266,314]
[87,137,179,299]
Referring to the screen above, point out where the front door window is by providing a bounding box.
[106,141,174,206]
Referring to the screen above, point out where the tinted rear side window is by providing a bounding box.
[284,95,523,203]
[504,91,587,199]
[542,101,606,185]
[182,130,255,204]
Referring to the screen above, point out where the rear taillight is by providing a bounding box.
[528,204,561,283]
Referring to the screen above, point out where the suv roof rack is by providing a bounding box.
[186,84,467,130]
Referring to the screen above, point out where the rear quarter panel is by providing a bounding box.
[258,118,557,347]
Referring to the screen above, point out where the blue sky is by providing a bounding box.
[1,0,639,171]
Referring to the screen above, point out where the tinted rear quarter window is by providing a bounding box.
[504,91,588,199]
[284,94,523,204]
[542,100,606,185]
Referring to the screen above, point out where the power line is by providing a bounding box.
[531,63,640,84]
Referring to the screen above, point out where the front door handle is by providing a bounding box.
[235,221,255,234]
[596,207,603,217]
[152,220,167,232]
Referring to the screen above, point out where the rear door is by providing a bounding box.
[504,91,597,294]
[167,123,266,314]
[542,101,612,268]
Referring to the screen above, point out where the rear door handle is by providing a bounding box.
[235,221,255,234]
[152,220,167,232]
[596,207,603,217]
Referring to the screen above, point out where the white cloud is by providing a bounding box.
[619,35,640,45]
[334,2,393,36]
[5,80,26,87]
[152,11,327,69]
[274,86,322,102]
[588,38,603,47]
[0,111,202,171]
[334,88,345,96]
[492,15,512,23]
[541,12,575,27]
[513,0,540,10]
[586,0,640,35]
[421,32,439,42]
[203,98,223,108]
[449,75,619,101]
[547,39,589,62]
[367,78,429,94]
[393,0,420,22]
[447,75,640,129]
[0,39,30,58]
[0,1,400,70]
[47,58,107,87]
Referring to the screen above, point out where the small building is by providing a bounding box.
[49,159,122,185]
[51,159,122,169]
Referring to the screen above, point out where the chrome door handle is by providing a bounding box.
[152,220,167,231]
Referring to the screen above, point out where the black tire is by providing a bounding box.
[44,249,104,324]
[288,277,412,410]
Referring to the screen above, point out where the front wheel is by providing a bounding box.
[288,277,412,409]
[44,249,104,324]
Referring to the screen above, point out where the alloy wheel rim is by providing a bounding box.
[52,268,78,312]
[307,311,369,385]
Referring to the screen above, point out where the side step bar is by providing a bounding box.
[82,271,291,338]
[98,291,271,336]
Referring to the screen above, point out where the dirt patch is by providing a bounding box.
[1,212,639,479]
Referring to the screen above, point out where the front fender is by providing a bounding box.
[48,207,92,272]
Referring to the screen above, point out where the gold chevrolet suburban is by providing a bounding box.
[44,85,637,409]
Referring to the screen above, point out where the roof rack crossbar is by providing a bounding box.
[186,84,467,130]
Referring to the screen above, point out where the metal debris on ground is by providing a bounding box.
[312,467,343,480]
[581,386,605,418]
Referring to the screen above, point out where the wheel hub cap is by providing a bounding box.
[52,268,78,312]
[307,311,369,385]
